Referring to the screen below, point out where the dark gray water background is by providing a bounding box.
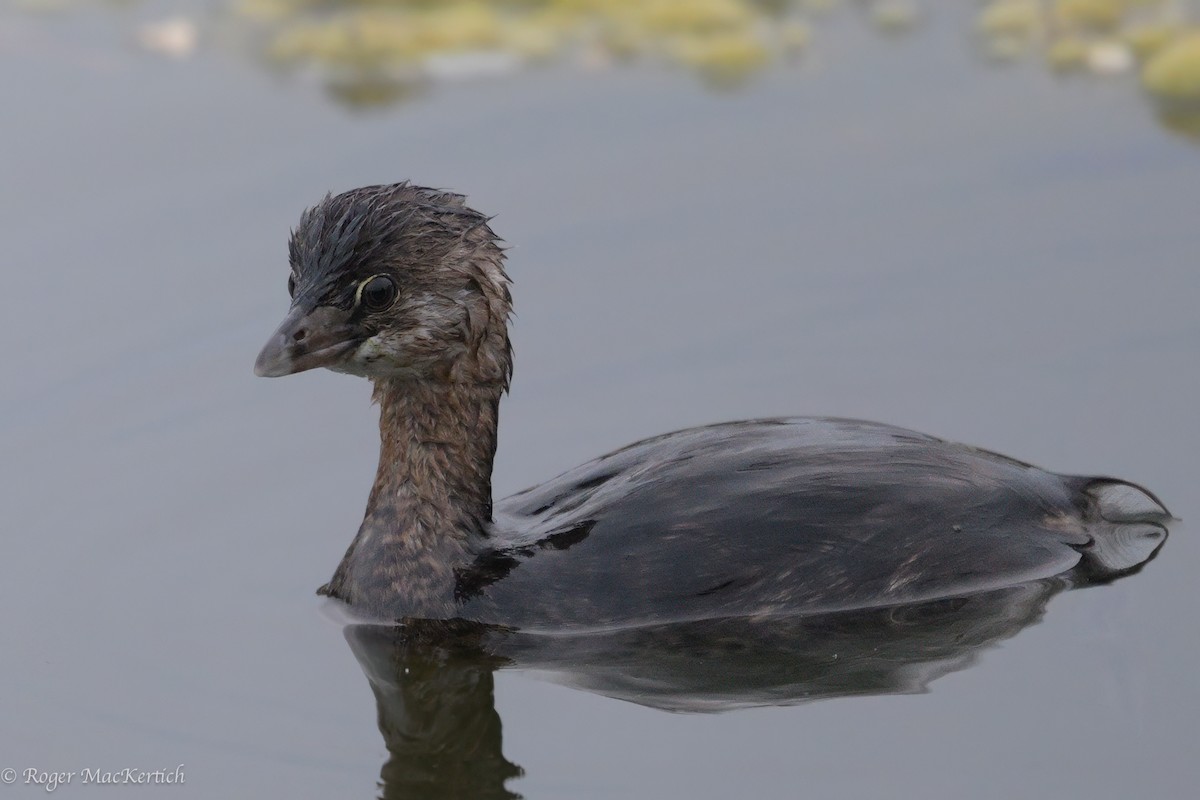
[1,2,1197,798]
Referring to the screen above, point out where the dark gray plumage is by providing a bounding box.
[255,182,1170,630]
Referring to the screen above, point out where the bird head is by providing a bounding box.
[255,183,512,388]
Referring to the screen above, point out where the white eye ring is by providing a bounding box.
[355,274,397,311]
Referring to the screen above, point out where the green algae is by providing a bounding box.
[1143,32,1200,102]
[17,0,1200,143]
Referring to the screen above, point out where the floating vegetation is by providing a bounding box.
[1156,107,1200,140]
[1142,32,1200,140]
[1054,0,1126,32]
[1047,35,1091,71]
[978,0,1044,55]
[973,0,1200,142]
[976,0,1194,69]
[240,0,820,96]
[1123,22,1179,58]
[871,0,920,35]
[1143,32,1200,101]
[14,0,1200,143]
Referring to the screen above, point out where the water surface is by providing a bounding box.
[1,2,1198,798]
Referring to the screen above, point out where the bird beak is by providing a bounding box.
[254,304,360,378]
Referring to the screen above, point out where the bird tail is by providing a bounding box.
[1069,477,1173,579]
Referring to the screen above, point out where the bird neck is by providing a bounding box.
[321,376,504,618]
[370,375,501,531]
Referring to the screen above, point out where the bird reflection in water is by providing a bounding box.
[348,620,522,800]
[341,569,1154,799]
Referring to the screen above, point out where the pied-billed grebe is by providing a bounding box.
[255,183,1170,629]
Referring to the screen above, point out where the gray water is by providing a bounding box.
[2,2,1198,798]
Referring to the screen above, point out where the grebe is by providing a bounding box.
[255,183,1169,629]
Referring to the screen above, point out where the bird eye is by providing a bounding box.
[359,275,397,312]
[287,274,296,298]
